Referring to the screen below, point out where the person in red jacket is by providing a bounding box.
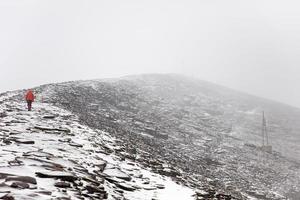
[25,89,35,111]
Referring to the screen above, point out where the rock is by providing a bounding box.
[35,171,77,182]
[156,184,165,189]
[23,151,54,158]
[0,193,10,199]
[54,182,71,188]
[143,186,157,190]
[34,126,71,133]
[103,168,131,181]
[94,160,107,172]
[115,189,124,194]
[2,139,12,145]
[14,139,34,144]
[5,176,37,184]
[0,128,10,132]
[158,167,181,177]
[43,115,56,119]
[44,130,63,135]
[9,131,21,135]
[9,120,26,124]
[0,173,10,179]
[10,182,30,189]
[58,138,72,143]
[69,142,83,148]
[195,189,215,199]
[54,197,71,200]
[0,112,7,118]
[103,176,119,183]
[57,128,71,133]
[0,194,15,200]
[82,176,103,185]
[116,183,136,192]
[216,193,232,200]
[85,185,106,194]
[36,190,52,195]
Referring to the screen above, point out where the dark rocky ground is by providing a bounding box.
[2,74,300,199]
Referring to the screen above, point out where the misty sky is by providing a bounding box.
[1,0,300,107]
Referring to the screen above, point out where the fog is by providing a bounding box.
[1,0,300,107]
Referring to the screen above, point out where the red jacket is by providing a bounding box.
[25,90,35,101]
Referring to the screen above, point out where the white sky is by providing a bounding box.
[1,0,300,107]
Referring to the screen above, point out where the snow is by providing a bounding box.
[122,169,194,200]
[0,93,197,199]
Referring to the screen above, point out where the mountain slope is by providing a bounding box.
[4,73,300,199]
[0,90,195,200]
[39,74,300,159]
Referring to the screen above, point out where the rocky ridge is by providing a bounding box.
[31,74,300,200]
[0,91,196,200]
[1,74,300,199]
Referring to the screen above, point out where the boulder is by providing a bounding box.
[10,182,29,189]
[14,139,34,144]
[85,185,106,194]
[116,183,136,192]
[69,142,83,148]
[35,171,77,182]
[54,181,71,188]
[103,168,131,181]
[43,115,56,119]
[5,176,37,184]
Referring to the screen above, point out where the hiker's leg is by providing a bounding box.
[27,101,32,111]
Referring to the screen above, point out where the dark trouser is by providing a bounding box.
[27,100,32,111]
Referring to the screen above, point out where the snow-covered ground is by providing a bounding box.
[0,93,195,200]
[2,74,300,199]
